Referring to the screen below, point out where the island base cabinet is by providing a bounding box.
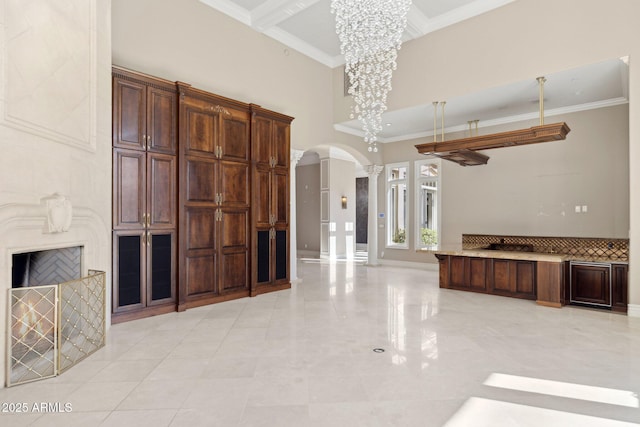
[536,261,565,308]
[491,259,536,300]
[436,255,538,301]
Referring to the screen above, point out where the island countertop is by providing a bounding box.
[417,247,628,264]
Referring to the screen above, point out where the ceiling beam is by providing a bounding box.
[252,0,323,32]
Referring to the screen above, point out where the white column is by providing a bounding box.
[365,165,384,266]
[290,149,305,282]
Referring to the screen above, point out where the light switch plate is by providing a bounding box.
[575,205,581,213]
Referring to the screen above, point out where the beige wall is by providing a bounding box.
[113,0,640,311]
[296,164,321,253]
[328,158,357,258]
[342,0,640,310]
[112,0,334,153]
[378,105,629,264]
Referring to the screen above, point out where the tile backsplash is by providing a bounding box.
[462,234,628,261]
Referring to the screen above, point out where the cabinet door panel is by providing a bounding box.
[275,230,288,282]
[148,232,175,305]
[113,232,145,312]
[185,255,217,296]
[148,153,176,228]
[252,116,272,165]
[571,264,610,306]
[147,87,176,154]
[220,210,248,248]
[492,259,512,293]
[220,161,250,207]
[219,250,248,292]
[113,79,146,150]
[254,166,271,227]
[469,258,487,291]
[449,256,467,288]
[273,170,289,225]
[256,230,271,284]
[514,261,535,296]
[220,113,249,162]
[273,120,290,168]
[113,149,145,229]
[186,158,217,203]
[612,264,628,312]
[185,208,216,251]
[185,108,218,156]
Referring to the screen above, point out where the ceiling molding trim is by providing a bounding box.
[199,0,251,26]
[405,4,430,39]
[335,97,629,144]
[252,0,322,32]
[422,0,516,34]
[263,27,343,67]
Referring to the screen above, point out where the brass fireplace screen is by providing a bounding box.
[7,270,106,387]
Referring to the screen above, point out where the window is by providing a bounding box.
[386,163,408,248]
[415,160,440,249]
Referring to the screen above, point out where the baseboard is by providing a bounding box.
[378,259,439,271]
[627,303,640,318]
[297,249,320,258]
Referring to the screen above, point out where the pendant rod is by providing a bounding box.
[537,76,546,126]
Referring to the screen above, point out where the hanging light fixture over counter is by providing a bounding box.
[332,0,412,153]
[416,77,571,166]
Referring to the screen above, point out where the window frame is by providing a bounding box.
[414,159,441,250]
[385,162,409,249]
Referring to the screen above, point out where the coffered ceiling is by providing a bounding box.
[199,0,516,67]
[199,0,629,143]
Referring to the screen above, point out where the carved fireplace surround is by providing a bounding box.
[0,197,109,387]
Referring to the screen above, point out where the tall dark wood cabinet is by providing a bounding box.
[177,83,251,310]
[112,67,294,321]
[112,67,177,323]
[250,106,294,296]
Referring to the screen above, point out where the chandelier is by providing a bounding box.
[331,0,412,152]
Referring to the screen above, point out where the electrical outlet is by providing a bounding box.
[582,205,588,213]
[575,205,581,213]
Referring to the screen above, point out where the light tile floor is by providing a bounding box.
[2,259,640,426]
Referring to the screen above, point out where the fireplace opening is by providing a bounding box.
[12,246,82,288]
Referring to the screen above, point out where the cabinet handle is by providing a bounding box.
[147,135,151,149]
[142,213,147,227]
[142,134,146,150]
[147,231,151,245]
[147,212,151,227]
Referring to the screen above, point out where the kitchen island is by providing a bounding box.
[422,234,629,312]
[431,248,566,308]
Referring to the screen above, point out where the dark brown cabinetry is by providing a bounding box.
[491,259,536,299]
[251,107,293,295]
[570,262,611,307]
[112,68,177,322]
[177,83,251,309]
[437,255,536,301]
[112,67,294,321]
[447,256,489,292]
[612,264,628,313]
